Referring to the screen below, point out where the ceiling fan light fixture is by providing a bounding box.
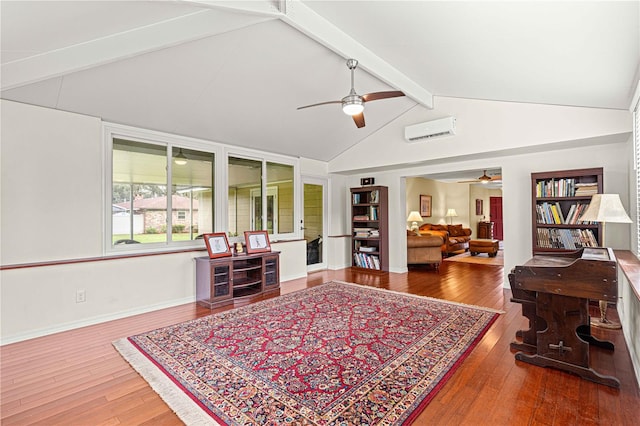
[342,95,364,116]
[174,148,187,166]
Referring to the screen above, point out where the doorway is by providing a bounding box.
[302,177,327,271]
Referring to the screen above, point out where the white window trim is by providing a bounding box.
[103,123,301,255]
[103,123,223,255]
[224,147,300,243]
[630,79,640,258]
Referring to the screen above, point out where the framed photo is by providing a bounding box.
[476,199,483,216]
[244,230,271,254]
[203,233,232,259]
[419,194,432,217]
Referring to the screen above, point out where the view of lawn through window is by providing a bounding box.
[112,138,214,246]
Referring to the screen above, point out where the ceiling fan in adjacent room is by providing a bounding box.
[297,59,405,128]
[458,170,502,184]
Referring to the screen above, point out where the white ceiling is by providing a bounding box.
[2,1,638,163]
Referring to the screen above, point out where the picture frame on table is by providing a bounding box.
[420,194,432,217]
[244,230,271,254]
[203,233,232,259]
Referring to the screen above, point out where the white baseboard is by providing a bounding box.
[1,296,195,345]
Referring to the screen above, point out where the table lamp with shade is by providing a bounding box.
[578,193,632,329]
[445,208,458,225]
[407,211,423,232]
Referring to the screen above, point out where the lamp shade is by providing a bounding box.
[445,208,458,217]
[407,211,423,223]
[579,194,632,223]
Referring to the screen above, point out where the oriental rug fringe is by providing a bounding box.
[114,281,500,425]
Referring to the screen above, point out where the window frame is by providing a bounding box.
[224,148,300,244]
[104,124,301,255]
[634,95,639,258]
[103,123,223,255]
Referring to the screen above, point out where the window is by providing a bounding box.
[228,156,295,239]
[110,135,214,250]
[635,97,639,257]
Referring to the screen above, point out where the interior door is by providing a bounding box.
[490,196,504,240]
[303,177,327,271]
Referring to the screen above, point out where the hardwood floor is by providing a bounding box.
[2,262,639,425]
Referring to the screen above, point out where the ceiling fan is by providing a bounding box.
[458,170,502,184]
[297,59,405,128]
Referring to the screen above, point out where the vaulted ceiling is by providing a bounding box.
[2,1,638,162]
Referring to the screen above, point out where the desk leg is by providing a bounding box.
[515,353,620,388]
[509,272,543,353]
[514,293,620,388]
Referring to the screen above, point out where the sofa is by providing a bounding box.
[418,223,472,255]
[407,231,444,267]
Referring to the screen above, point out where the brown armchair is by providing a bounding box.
[407,231,444,268]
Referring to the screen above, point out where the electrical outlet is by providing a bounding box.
[76,289,86,303]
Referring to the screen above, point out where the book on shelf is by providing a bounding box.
[359,246,376,253]
[536,178,577,197]
[353,252,380,269]
[574,183,598,196]
[536,228,598,250]
[354,227,378,238]
[536,201,594,225]
[353,193,361,204]
[353,215,370,220]
[370,206,378,220]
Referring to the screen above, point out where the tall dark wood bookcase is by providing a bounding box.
[531,168,603,254]
[350,186,388,271]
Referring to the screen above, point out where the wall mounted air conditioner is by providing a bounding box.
[404,116,456,142]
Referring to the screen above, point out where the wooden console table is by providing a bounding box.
[195,251,280,308]
[509,247,620,388]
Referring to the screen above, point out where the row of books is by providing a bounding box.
[536,178,598,198]
[536,228,598,249]
[574,183,598,196]
[353,227,379,238]
[535,202,593,224]
[352,190,380,205]
[352,206,379,221]
[353,252,381,269]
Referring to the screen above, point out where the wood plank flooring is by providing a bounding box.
[2,261,639,425]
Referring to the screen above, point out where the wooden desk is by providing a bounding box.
[509,247,620,388]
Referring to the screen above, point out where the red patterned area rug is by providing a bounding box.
[114,281,500,425]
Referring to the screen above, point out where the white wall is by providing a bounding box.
[334,142,631,276]
[329,96,631,174]
[0,100,309,344]
[328,96,633,275]
[2,95,635,344]
[1,101,104,264]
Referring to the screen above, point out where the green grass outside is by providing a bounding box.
[112,233,194,244]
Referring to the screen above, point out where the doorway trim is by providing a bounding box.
[302,175,328,272]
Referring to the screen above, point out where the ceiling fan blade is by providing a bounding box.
[297,100,341,110]
[352,112,365,128]
[362,90,405,102]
